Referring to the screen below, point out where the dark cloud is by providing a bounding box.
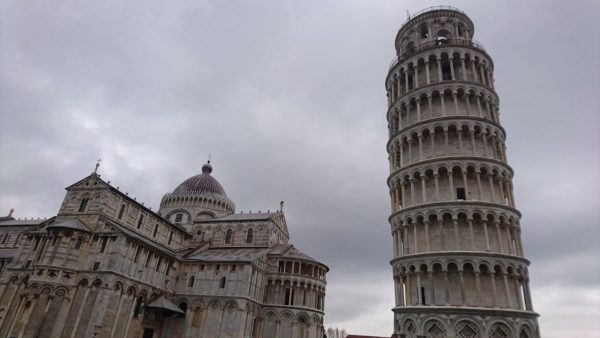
[1,0,599,336]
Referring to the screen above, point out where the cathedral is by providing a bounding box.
[0,161,327,338]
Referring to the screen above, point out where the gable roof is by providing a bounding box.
[202,212,281,222]
[0,248,19,259]
[200,211,289,237]
[146,296,185,314]
[268,244,328,269]
[46,218,91,232]
[103,217,178,257]
[67,173,191,237]
[0,218,50,227]
[185,247,272,262]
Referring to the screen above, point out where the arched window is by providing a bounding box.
[225,229,233,244]
[78,198,89,212]
[188,276,195,288]
[419,23,429,39]
[284,287,292,305]
[74,237,83,250]
[134,246,142,263]
[245,228,254,244]
[220,277,226,288]
[178,302,187,318]
[458,23,466,37]
[442,60,453,80]
[251,318,258,337]
[133,296,144,318]
[100,237,108,253]
[118,204,126,220]
[137,214,144,229]
[436,29,451,45]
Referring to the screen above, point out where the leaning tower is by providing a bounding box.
[385,7,540,338]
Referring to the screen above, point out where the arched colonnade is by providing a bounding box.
[390,208,524,257]
[397,316,537,338]
[264,278,325,311]
[392,258,534,311]
[389,162,515,211]
[388,120,507,170]
[387,48,495,105]
[388,84,500,134]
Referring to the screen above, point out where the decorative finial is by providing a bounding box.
[202,157,213,174]
[8,208,14,217]
[280,201,284,212]
[94,158,102,174]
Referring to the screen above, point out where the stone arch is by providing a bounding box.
[403,318,417,338]
[54,286,69,297]
[28,283,39,292]
[113,280,124,292]
[280,311,294,337]
[455,319,480,338]
[489,321,513,338]
[311,314,320,324]
[8,275,20,284]
[77,277,89,287]
[208,299,221,310]
[224,300,238,312]
[423,318,447,337]
[40,284,53,295]
[191,302,205,327]
[191,300,205,312]
[296,312,311,337]
[91,278,103,288]
[262,311,278,338]
[493,263,506,275]
[519,324,534,338]
[126,285,137,297]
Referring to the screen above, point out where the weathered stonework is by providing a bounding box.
[0,162,327,338]
[385,7,540,338]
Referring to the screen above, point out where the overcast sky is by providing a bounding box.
[1,0,599,337]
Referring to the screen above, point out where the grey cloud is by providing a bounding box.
[1,0,599,336]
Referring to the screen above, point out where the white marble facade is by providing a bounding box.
[385,7,540,338]
[0,161,327,338]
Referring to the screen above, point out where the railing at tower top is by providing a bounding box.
[388,38,486,70]
[401,5,467,26]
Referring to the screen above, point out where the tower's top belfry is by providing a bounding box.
[384,6,540,338]
[394,7,474,59]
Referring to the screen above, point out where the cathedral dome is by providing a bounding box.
[159,161,236,221]
[172,163,227,197]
